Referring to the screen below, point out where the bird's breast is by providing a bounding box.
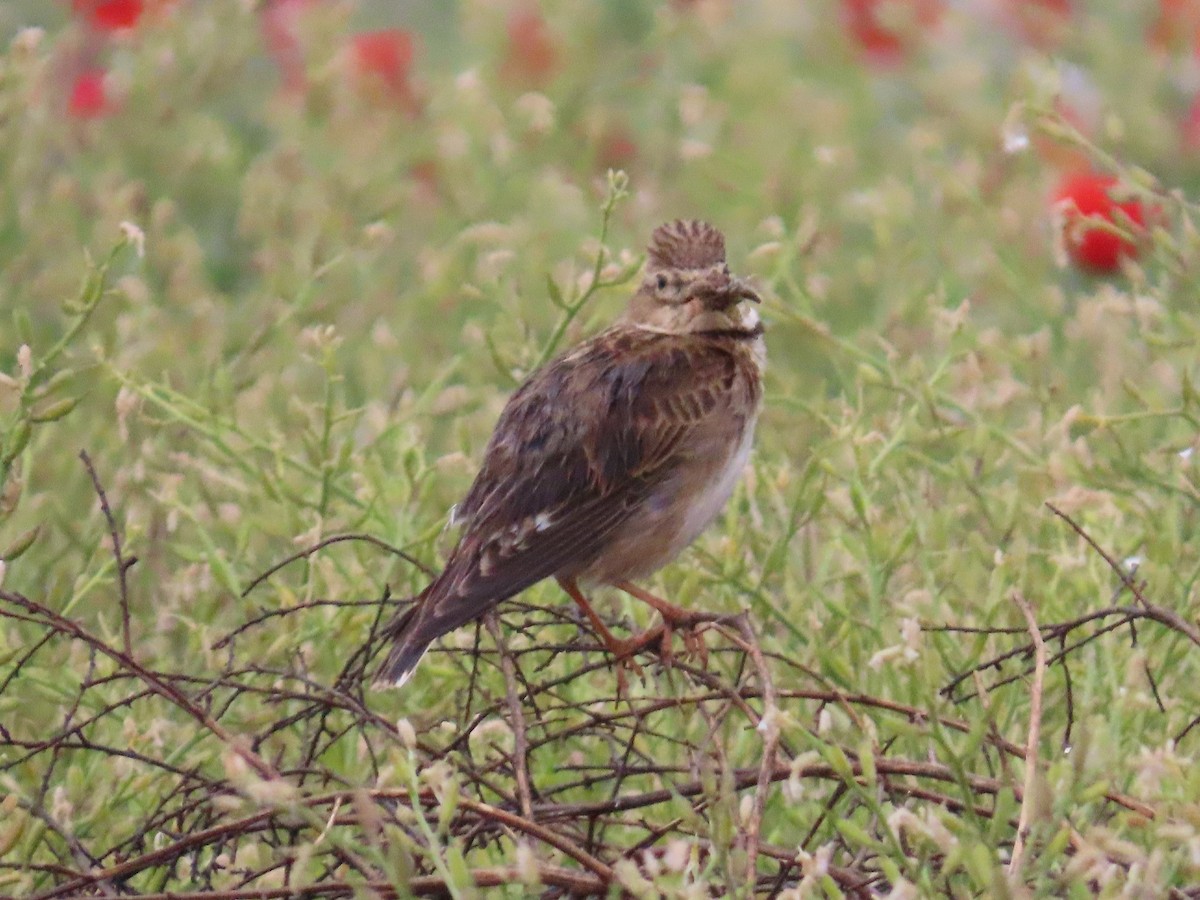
[578,407,759,587]
[673,412,758,553]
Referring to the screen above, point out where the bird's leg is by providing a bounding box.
[613,579,732,629]
[556,576,665,679]
[614,579,725,664]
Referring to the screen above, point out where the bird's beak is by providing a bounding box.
[690,272,760,309]
[732,277,761,304]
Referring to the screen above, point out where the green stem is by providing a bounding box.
[532,170,633,370]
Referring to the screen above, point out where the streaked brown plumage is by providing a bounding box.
[378,220,765,686]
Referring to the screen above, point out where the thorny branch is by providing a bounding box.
[938,505,1200,753]
[1045,502,1200,647]
[79,450,134,657]
[0,467,1191,897]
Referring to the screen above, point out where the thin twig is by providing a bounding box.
[19,797,118,898]
[736,612,780,882]
[485,613,533,819]
[0,589,278,783]
[456,796,615,883]
[241,532,435,598]
[1046,502,1200,647]
[1009,591,1046,877]
[533,756,1017,823]
[79,450,134,656]
[1060,631,1075,751]
[211,597,389,651]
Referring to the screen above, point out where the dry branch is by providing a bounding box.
[1008,591,1047,877]
[0,477,1186,898]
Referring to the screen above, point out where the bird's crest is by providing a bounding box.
[647,220,726,271]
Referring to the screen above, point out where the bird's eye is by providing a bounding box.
[655,273,668,291]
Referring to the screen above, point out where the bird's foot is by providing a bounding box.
[615,579,726,628]
[624,611,730,677]
[656,610,731,671]
[600,623,666,696]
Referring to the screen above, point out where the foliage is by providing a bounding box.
[1,0,1199,896]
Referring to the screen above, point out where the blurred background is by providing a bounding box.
[3,0,1200,659]
[2,0,1197,344]
[2,0,1198,619]
[3,4,1200,893]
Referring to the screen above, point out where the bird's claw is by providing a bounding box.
[604,625,664,698]
[655,617,715,671]
[601,609,731,693]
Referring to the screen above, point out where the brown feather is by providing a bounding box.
[376,219,764,687]
[378,328,759,683]
[647,220,726,271]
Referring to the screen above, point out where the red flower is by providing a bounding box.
[841,0,942,65]
[349,29,420,112]
[73,0,144,31]
[1148,0,1200,53]
[596,125,638,171]
[502,7,559,84]
[68,69,111,118]
[1053,173,1147,273]
[261,0,317,94]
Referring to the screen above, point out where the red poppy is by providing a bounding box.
[73,0,144,31]
[841,0,942,65]
[596,125,638,171]
[349,29,420,113]
[502,7,559,84]
[1053,173,1147,273]
[68,69,110,118]
[1148,0,1200,53]
[261,0,316,93]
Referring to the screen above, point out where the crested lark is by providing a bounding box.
[378,220,765,686]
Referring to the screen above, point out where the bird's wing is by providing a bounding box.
[406,327,741,639]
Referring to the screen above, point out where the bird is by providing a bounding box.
[377,219,765,687]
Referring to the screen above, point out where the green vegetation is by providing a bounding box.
[1,1,1198,896]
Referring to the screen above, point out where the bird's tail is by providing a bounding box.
[374,599,432,688]
[374,579,509,688]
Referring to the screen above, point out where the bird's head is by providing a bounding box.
[622,220,761,334]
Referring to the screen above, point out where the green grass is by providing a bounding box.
[2,1,1199,896]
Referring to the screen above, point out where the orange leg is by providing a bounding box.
[557,576,665,676]
[612,580,718,627]
[614,580,727,667]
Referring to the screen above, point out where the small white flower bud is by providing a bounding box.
[17,345,32,379]
[395,718,417,750]
[119,221,145,258]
